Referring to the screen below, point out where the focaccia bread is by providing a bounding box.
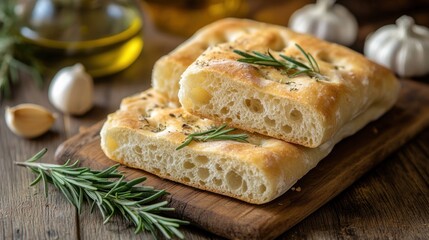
[100,88,386,204]
[152,18,269,103]
[178,25,400,148]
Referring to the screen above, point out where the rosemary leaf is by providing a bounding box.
[0,1,44,99]
[234,44,327,81]
[16,149,189,239]
[176,124,249,150]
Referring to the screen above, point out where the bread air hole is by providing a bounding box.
[197,168,210,180]
[258,184,267,194]
[273,98,281,105]
[244,98,264,113]
[264,116,276,126]
[182,177,191,183]
[133,145,142,156]
[220,106,230,114]
[242,181,248,192]
[183,161,195,169]
[282,124,292,133]
[195,155,209,164]
[229,88,239,94]
[213,178,222,186]
[303,136,312,145]
[226,170,243,190]
[148,144,157,151]
[290,109,302,122]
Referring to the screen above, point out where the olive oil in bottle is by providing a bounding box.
[142,0,245,37]
[16,0,143,77]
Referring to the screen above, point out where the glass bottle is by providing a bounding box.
[15,0,143,77]
[142,0,245,37]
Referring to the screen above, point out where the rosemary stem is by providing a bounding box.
[234,44,327,81]
[17,149,189,239]
[176,124,249,150]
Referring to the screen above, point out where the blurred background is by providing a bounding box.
[8,0,429,81]
[142,0,429,40]
[140,0,429,48]
[1,0,428,108]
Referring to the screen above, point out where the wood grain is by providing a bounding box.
[283,128,429,240]
[54,80,429,240]
[0,81,78,240]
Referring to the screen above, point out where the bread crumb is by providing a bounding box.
[372,127,378,134]
[291,186,301,192]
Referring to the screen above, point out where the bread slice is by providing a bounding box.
[100,88,393,204]
[178,25,400,148]
[152,18,270,103]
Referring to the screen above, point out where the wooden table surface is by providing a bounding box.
[1,3,429,240]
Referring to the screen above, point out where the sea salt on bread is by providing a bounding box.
[100,88,393,204]
[152,18,269,103]
[178,24,400,148]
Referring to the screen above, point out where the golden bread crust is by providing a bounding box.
[152,18,270,103]
[178,20,400,147]
[101,89,332,204]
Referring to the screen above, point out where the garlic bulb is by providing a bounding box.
[364,15,429,77]
[5,103,56,138]
[288,0,358,46]
[49,63,94,115]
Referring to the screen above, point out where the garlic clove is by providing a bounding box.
[5,103,56,138]
[49,63,94,115]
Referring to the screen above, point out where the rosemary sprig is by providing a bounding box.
[176,124,248,150]
[0,0,44,99]
[234,44,326,81]
[16,148,189,239]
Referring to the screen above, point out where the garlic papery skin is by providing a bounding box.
[5,103,56,138]
[288,0,358,46]
[49,63,94,115]
[364,15,429,77]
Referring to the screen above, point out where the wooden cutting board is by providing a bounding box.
[55,79,429,240]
